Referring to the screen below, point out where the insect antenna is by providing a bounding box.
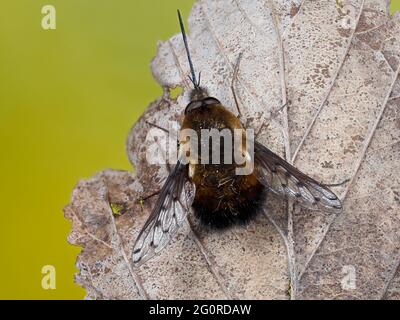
[177,10,201,91]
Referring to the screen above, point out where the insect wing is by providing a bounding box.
[254,141,342,213]
[132,161,195,265]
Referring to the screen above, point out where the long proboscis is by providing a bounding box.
[177,9,200,91]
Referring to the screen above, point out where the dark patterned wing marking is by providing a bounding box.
[132,161,195,265]
[254,141,342,213]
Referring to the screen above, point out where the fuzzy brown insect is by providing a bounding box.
[132,10,342,265]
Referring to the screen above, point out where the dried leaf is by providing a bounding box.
[65,0,400,299]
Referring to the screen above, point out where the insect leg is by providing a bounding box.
[132,119,171,213]
[254,101,288,139]
[255,122,270,139]
[136,190,161,210]
[321,178,350,187]
[230,52,244,120]
[141,190,161,201]
[271,101,288,118]
[145,120,169,134]
[145,120,172,173]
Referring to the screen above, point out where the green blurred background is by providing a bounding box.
[0,0,398,300]
[0,0,193,299]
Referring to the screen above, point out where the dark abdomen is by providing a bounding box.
[191,164,266,229]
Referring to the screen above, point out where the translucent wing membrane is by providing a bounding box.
[132,161,195,265]
[254,142,342,213]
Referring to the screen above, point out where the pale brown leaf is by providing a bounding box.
[65,0,400,299]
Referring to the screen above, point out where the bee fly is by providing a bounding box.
[132,10,342,264]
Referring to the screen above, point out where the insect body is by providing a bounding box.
[132,10,342,265]
[181,96,265,229]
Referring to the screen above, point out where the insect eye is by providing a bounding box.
[184,100,202,114]
[203,97,220,105]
